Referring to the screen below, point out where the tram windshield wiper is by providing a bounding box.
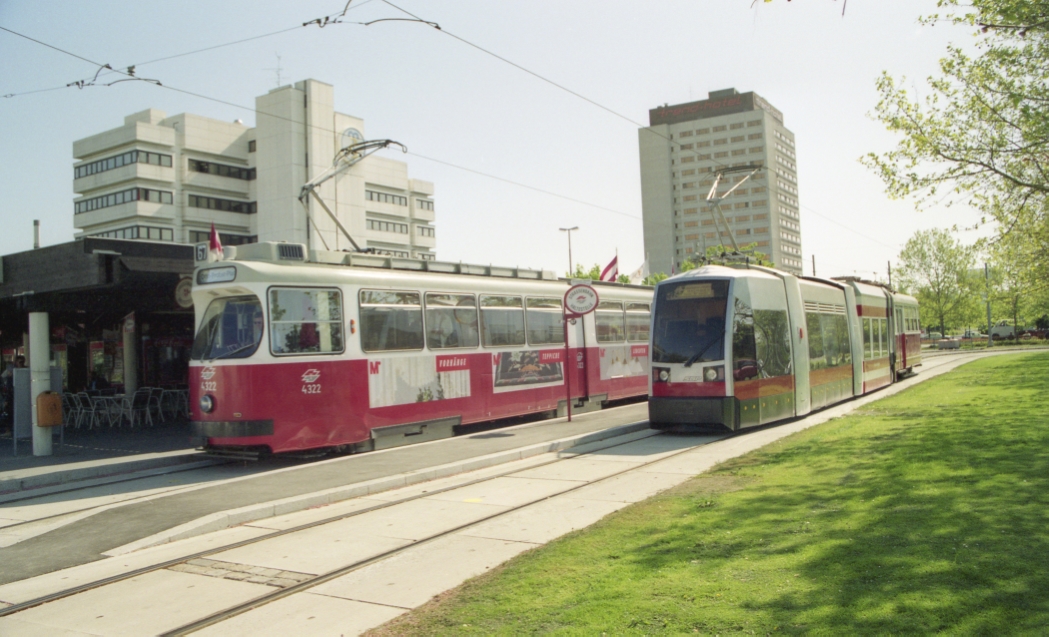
[211,342,259,361]
[683,330,725,367]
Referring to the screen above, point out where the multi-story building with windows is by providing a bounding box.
[72,79,436,259]
[638,88,802,276]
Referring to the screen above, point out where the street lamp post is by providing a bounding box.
[559,227,578,276]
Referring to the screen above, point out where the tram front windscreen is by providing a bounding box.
[652,279,730,365]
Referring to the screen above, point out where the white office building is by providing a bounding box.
[72,79,436,259]
[639,88,802,276]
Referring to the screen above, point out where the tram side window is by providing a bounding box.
[863,318,873,360]
[480,295,526,347]
[821,313,851,366]
[269,288,344,355]
[732,297,757,380]
[626,303,651,342]
[596,301,625,343]
[754,309,792,377]
[190,296,263,360]
[425,293,479,349]
[525,297,565,345]
[359,290,423,352]
[878,318,887,357]
[806,312,826,370]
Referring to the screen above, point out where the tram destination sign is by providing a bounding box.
[564,284,599,317]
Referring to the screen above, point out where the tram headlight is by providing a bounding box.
[653,367,670,383]
[199,394,215,414]
[703,365,725,382]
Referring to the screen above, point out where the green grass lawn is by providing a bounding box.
[371,352,1049,635]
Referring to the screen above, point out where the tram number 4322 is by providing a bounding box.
[301,369,322,394]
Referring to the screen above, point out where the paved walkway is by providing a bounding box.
[0,402,649,585]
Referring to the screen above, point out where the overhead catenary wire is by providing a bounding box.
[5,5,881,254]
[0,24,640,226]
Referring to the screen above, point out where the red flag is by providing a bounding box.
[208,223,223,262]
[600,255,618,282]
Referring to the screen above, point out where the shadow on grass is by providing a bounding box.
[624,353,1049,633]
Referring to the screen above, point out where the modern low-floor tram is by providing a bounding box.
[188,242,654,455]
[648,264,920,431]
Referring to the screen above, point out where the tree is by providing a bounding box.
[897,228,978,335]
[864,0,1049,295]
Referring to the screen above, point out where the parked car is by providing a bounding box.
[990,321,1016,339]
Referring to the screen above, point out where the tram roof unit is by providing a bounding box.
[194,241,653,290]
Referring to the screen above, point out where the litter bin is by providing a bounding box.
[36,390,63,427]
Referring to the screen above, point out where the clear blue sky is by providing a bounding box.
[0,0,984,280]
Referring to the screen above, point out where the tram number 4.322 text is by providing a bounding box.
[302,384,322,394]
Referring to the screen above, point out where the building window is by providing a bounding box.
[680,156,695,163]
[366,190,408,206]
[75,187,173,214]
[416,199,435,211]
[747,120,762,127]
[756,240,770,247]
[679,143,694,150]
[683,207,698,215]
[713,138,727,146]
[91,226,174,241]
[74,150,173,179]
[188,194,256,214]
[683,195,697,202]
[416,225,435,237]
[370,248,411,258]
[684,221,699,228]
[188,159,256,180]
[736,229,751,236]
[730,122,745,130]
[731,149,746,156]
[696,128,710,135]
[712,125,727,132]
[367,219,409,234]
[753,213,768,221]
[714,151,728,159]
[248,140,256,152]
[681,169,696,176]
[730,135,745,143]
[189,231,256,246]
[697,140,710,148]
[416,253,436,261]
[754,227,769,234]
[678,130,693,138]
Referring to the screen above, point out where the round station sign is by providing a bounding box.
[564,284,599,316]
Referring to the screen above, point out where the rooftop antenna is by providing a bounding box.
[705,164,761,260]
[299,139,407,252]
[265,54,283,87]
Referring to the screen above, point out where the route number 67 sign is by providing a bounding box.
[564,284,599,318]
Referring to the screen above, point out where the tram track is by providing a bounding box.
[0,423,693,623]
[0,350,1010,633]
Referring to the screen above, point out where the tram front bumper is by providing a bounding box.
[190,419,274,439]
[648,397,737,430]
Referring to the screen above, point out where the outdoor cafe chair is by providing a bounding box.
[147,387,165,423]
[119,388,154,428]
[62,393,82,428]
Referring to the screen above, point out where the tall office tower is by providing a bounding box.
[639,88,802,276]
[72,79,436,259]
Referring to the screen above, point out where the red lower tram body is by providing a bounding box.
[191,346,647,453]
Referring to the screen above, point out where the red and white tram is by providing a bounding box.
[188,242,653,455]
[648,264,920,430]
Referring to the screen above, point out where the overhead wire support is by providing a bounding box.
[298,139,407,252]
[706,166,761,258]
